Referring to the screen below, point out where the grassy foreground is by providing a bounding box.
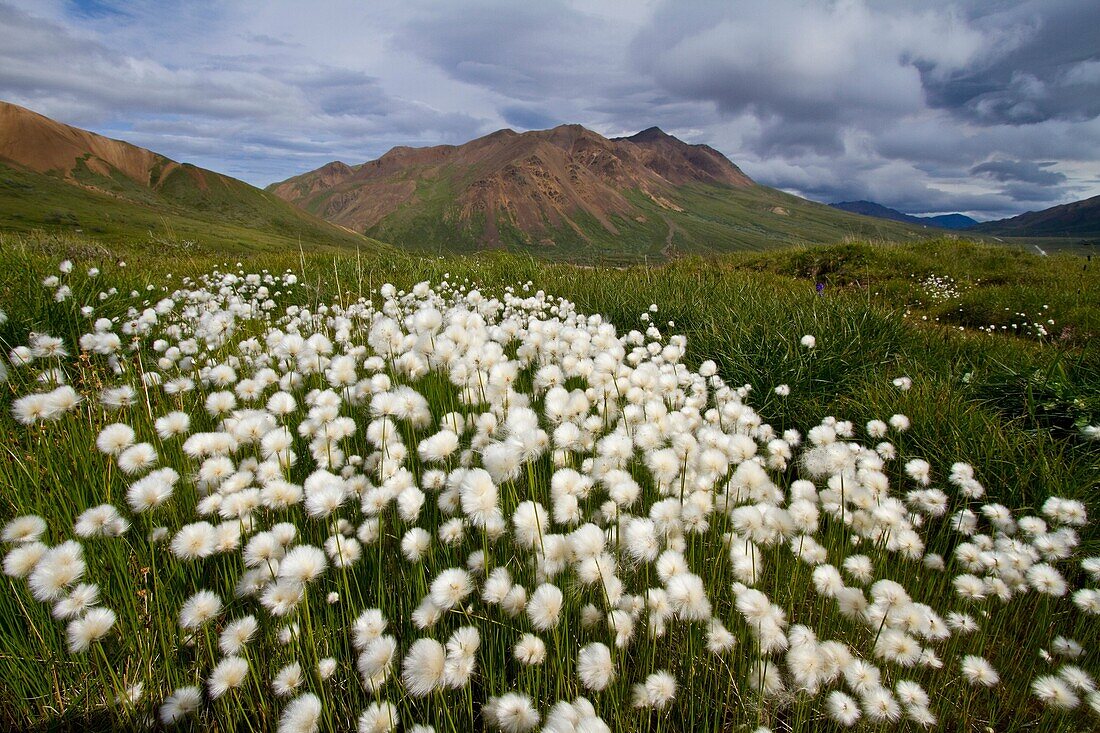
[0,233,1097,732]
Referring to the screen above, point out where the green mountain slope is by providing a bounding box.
[0,101,387,254]
[970,195,1100,239]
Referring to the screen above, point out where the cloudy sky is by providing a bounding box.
[2,0,1098,220]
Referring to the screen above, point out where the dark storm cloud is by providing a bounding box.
[749,121,847,158]
[971,159,1067,186]
[998,181,1074,206]
[631,1,942,128]
[922,0,1100,125]
[621,0,1100,217]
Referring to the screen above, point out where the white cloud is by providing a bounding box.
[0,0,1096,217]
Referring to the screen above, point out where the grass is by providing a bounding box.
[364,169,485,256]
[0,233,1097,732]
[348,178,941,265]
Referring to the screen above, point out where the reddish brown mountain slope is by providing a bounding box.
[0,100,184,188]
[268,124,754,245]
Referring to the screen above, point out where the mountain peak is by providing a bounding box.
[549,123,588,132]
[622,126,672,143]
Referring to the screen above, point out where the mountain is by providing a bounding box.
[269,125,929,262]
[829,200,978,230]
[924,213,980,230]
[0,101,384,253]
[969,195,1100,239]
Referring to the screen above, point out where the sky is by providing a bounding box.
[1,0,1098,220]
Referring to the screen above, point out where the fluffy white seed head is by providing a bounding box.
[402,639,446,696]
[577,642,615,691]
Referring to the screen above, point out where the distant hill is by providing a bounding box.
[924,213,980,230]
[269,124,931,263]
[0,100,385,253]
[969,195,1100,239]
[829,200,978,230]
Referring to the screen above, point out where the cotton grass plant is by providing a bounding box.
[0,257,1097,732]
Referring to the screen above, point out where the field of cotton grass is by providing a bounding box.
[0,237,1098,732]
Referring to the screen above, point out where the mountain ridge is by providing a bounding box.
[269,124,928,260]
[829,200,978,230]
[970,195,1100,239]
[269,123,754,237]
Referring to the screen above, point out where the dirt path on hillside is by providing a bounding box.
[661,214,684,257]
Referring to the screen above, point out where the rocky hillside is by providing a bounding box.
[270,124,925,261]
